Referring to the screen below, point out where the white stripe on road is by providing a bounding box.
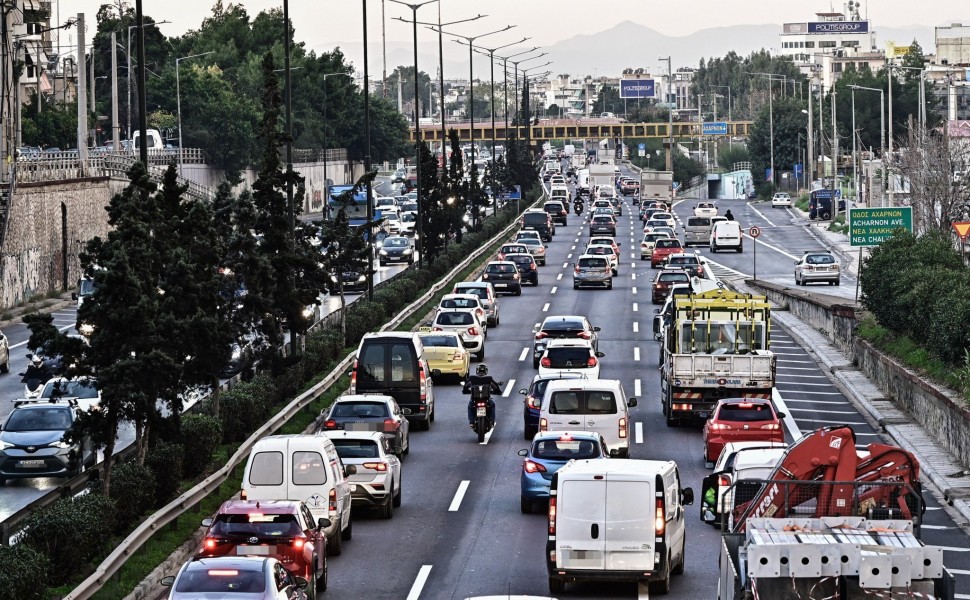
[518,348,529,361]
[542,303,550,312]
[631,273,636,280]
[630,262,635,269]
[787,407,858,415]
[502,379,515,397]
[562,262,568,268]
[634,347,640,361]
[634,379,642,396]
[571,245,576,250]
[747,202,775,227]
[781,398,850,405]
[406,565,433,600]
[635,422,643,444]
[10,325,73,349]
[556,273,562,281]
[638,581,650,600]
[632,303,638,312]
[921,524,955,531]
[632,286,637,295]
[772,388,802,439]
[448,481,470,511]
[633,322,639,333]
[567,253,572,259]
[551,286,558,294]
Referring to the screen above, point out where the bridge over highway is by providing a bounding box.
[408,119,753,143]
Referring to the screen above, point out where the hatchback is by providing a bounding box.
[584,245,619,275]
[702,399,786,467]
[417,331,470,380]
[328,430,403,518]
[162,556,310,600]
[665,253,705,278]
[538,339,604,380]
[505,253,539,286]
[771,192,792,208]
[589,215,617,236]
[640,232,671,259]
[532,316,600,368]
[518,431,608,513]
[430,309,485,361]
[497,243,529,261]
[452,281,499,326]
[794,251,841,286]
[518,237,548,266]
[652,270,691,304]
[0,399,96,483]
[572,255,612,290]
[482,261,522,295]
[543,200,569,226]
[651,212,675,229]
[378,236,413,266]
[651,238,684,268]
[322,394,410,457]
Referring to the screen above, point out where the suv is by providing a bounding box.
[322,394,411,457]
[538,339,605,380]
[665,253,705,278]
[702,399,786,467]
[589,215,617,236]
[521,210,554,241]
[0,399,96,483]
[350,333,435,429]
[482,261,522,296]
[328,430,403,519]
[452,281,499,326]
[506,253,539,286]
[532,316,600,369]
[572,255,612,290]
[794,251,841,286]
[431,308,486,361]
[543,201,569,226]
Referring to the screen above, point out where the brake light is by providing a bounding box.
[329,488,337,513]
[587,356,597,367]
[383,418,400,432]
[530,263,537,270]
[527,395,540,409]
[419,365,427,402]
[240,490,248,500]
[655,497,666,535]
[737,403,754,408]
[349,360,358,392]
[292,537,305,549]
[574,265,580,274]
[363,462,389,472]
[548,497,557,534]
[467,326,479,336]
[432,326,443,331]
[578,331,591,339]
[524,460,547,473]
[619,417,627,438]
[535,331,548,340]
[209,570,239,577]
[539,417,548,432]
[452,351,463,360]
[761,423,781,430]
[709,422,732,430]
[540,357,551,368]
[324,419,337,429]
[718,475,732,486]
[204,538,217,550]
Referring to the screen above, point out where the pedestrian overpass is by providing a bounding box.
[408,120,753,143]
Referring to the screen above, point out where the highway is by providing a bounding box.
[318,173,970,599]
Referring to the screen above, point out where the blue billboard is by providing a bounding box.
[619,79,655,99]
[702,122,728,136]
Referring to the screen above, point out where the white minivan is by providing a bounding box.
[710,220,743,253]
[242,434,356,556]
[538,379,635,457]
[547,459,694,595]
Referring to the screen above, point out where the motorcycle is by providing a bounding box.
[574,201,584,216]
[464,382,502,443]
[18,352,61,400]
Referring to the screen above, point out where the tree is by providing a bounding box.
[592,85,621,116]
[441,129,468,244]
[416,141,446,262]
[896,126,970,234]
[747,97,807,185]
[546,103,560,117]
[386,65,433,117]
[20,96,79,149]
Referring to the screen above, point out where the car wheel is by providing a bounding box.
[415,417,430,431]
[317,552,328,592]
[835,278,841,286]
[650,556,672,595]
[477,347,485,361]
[326,520,343,556]
[402,434,410,456]
[524,426,536,440]
[736,247,742,253]
[379,489,394,519]
[393,475,403,507]
[342,514,353,540]
[549,577,566,594]
[520,496,534,514]
[514,287,522,296]
[0,359,8,374]
[430,402,436,423]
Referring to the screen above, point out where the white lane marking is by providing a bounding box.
[743,232,800,261]
[634,347,641,361]
[634,379,642,396]
[502,379,515,397]
[557,273,563,281]
[781,398,851,405]
[562,262,568,268]
[10,325,73,349]
[632,286,637,295]
[631,273,636,280]
[574,238,579,243]
[922,524,955,531]
[448,481,470,511]
[748,202,775,227]
[638,581,650,600]
[772,388,802,439]
[630,262,635,269]
[630,252,635,259]
[542,303,550,312]
[518,347,529,361]
[633,322,639,333]
[632,303,639,312]
[551,286,558,295]
[567,253,573,259]
[571,245,576,250]
[406,565,434,600]
[787,407,858,415]
[635,422,644,444]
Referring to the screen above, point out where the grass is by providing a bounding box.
[795,193,810,212]
[856,316,970,401]
[827,214,847,234]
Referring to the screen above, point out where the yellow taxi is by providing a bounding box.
[418,330,470,382]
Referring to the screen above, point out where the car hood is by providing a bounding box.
[1,430,67,447]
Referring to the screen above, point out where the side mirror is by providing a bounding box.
[161,576,175,587]
[595,351,606,358]
[517,449,529,457]
[431,369,441,378]
[776,412,786,419]
[616,243,621,247]
[344,464,357,477]
[518,388,527,395]
[627,397,638,407]
[201,517,213,528]
[544,245,549,248]
[682,487,695,506]
[653,308,661,314]
[317,517,332,530]
[593,326,601,332]
[293,576,309,590]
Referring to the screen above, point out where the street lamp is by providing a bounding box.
[127,20,168,141]
[515,63,552,150]
[495,47,539,132]
[508,52,547,129]
[848,84,886,207]
[176,51,214,176]
[471,36,530,170]
[747,72,789,187]
[713,84,732,149]
[659,56,673,171]
[321,72,354,210]
[390,0,440,269]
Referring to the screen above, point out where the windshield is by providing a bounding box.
[208,513,302,537]
[79,279,97,296]
[384,238,408,248]
[502,245,527,253]
[419,334,460,348]
[680,322,766,353]
[332,438,381,459]
[331,402,390,418]
[441,297,479,309]
[805,254,835,265]
[668,257,698,266]
[41,379,98,399]
[509,255,532,266]
[175,567,267,594]
[4,407,73,432]
[533,438,601,460]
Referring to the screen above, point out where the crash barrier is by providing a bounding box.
[63,193,537,599]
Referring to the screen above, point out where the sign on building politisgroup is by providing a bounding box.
[619,79,655,99]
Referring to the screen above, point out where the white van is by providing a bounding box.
[547,459,694,594]
[550,185,569,203]
[539,379,635,457]
[132,128,164,150]
[709,220,743,253]
[241,434,356,555]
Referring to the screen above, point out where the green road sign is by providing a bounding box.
[848,207,913,247]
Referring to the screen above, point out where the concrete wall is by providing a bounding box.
[0,178,112,309]
[746,280,859,355]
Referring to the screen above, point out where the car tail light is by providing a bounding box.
[292,537,306,549]
[324,419,338,429]
[524,460,547,473]
[530,263,537,270]
[540,357,551,368]
[527,395,540,410]
[578,331,591,339]
[574,265,580,274]
[452,351,463,360]
[587,356,597,367]
[718,475,732,486]
[709,422,732,431]
[548,497,557,534]
[204,538,217,550]
[383,418,400,432]
[363,462,389,472]
[467,326,479,336]
[618,417,627,438]
[539,417,548,432]
[329,488,337,513]
[419,365,427,402]
[535,331,548,340]
[803,265,815,271]
[655,497,666,535]
[240,490,248,500]
[761,423,781,430]
[349,360,358,392]
[432,326,443,331]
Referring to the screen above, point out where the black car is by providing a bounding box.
[589,215,617,236]
[506,253,539,287]
[0,400,96,483]
[532,316,600,368]
[328,268,368,293]
[521,210,554,241]
[482,261,522,295]
[378,236,414,266]
[543,201,569,226]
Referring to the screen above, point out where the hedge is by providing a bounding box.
[0,544,49,599]
[109,462,157,531]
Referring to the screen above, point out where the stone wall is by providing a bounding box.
[0,178,112,310]
[746,280,860,355]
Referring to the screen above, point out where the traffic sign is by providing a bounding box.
[848,207,913,247]
[749,226,761,238]
[497,185,522,200]
[702,122,728,136]
[953,221,970,240]
[637,143,646,157]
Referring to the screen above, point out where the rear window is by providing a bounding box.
[501,245,527,253]
[485,263,516,274]
[717,403,776,422]
[668,257,698,265]
[249,451,284,486]
[805,254,835,265]
[543,203,564,211]
[653,213,672,219]
[687,218,710,227]
[456,286,487,300]
[419,334,459,348]
[509,255,533,265]
[533,438,601,459]
[331,401,390,418]
[332,439,381,459]
[209,513,302,537]
[656,239,682,249]
[176,567,266,594]
[292,450,327,485]
[592,216,613,223]
[358,343,386,383]
[579,257,608,268]
[543,319,584,331]
[546,347,591,367]
[441,297,479,309]
[523,213,548,225]
[659,273,690,283]
[549,391,582,414]
[586,391,617,414]
[588,247,613,255]
[436,311,474,326]
[644,234,669,243]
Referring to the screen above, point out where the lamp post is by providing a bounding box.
[849,85,886,207]
[321,72,354,211]
[176,51,214,176]
[471,37,530,169]
[747,72,790,187]
[126,20,168,142]
[714,84,732,149]
[508,52,547,129]
[659,56,673,171]
[515,64,551,151]
[496,47,539,133]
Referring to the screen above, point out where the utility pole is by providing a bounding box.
[660,56,673,171]
[76,13,88,163]
[283,0,298,354]
[111,31,120,150]
[807,76,815,186]
[381,0,388,99]
[135,2,148,165]
[363,0,375,300]
[830,87,838,218]
[888,62,895,206]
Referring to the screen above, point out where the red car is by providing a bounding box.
[198,500,329,594]
[651,238,684,268]
[652,269,691,304]
[702,399,786,466]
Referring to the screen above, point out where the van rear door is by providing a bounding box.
[355,340,421,412]
[556,476,606,570]
[604,476,654,570]
[543,389,587,432]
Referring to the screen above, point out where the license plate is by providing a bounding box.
[236,545,271,555]
[17,459,45,468]
[349,484,358,492]
[494,283,507,288]
[476,406,487,417]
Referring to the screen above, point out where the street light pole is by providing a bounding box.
[508,52,546,129]
[126,20,167,143]
[322,72,353,214]
[134,1,148,165]
[714,84,732,148]
[472,38,529,172]
[495,47,538,137]
[176,51,214,177]
[362,0,375,299]
[659,56,673,171]
[849,85,886,207]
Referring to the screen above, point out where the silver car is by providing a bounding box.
[794,251,841,286]
[519,237,548,266]
[0,328,8,373]
[329,430,403,518]
[572,255,613,290]
[452,281,500,327]
[162,556,309,600]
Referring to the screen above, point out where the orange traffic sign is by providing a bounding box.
[953,222,970,240]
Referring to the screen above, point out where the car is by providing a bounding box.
[532,315,600,369]
[794,251,841,286]
[161,556,310,600]
[620,179,640,196]
[398,211,417,236]
[537,339,604,380]
[392,168,407,182]
[651,238,684,268]
[683,216,714,247]
[0,399,97,484]
[537,379,635,459]
[608,196,623,217]
[349,333,435,429]
[584,244,618,276]
[702,399,786,467]
[572,254,612,290]
[589,215,616,236]
[197,500,327,594]
[517,237,548,266]
[452,281,499,326]
[435,294,487,329]
[650,211,676,229]
[652,269,691,304]
[644,218,670,232]
[771,192,792,208]
[399,200,418,214]
[543,200,569,226]
[322,394,410,457]
[418,331,470,381]
[640,231,671,259]
[0,329,8,373]
[700,443,788,527]
[430,308,485,361]
[587,236,620,256]
[651,226,676,239]
[694,201,717,218]
[514,230,542,244]
[378,236,414,266]
[665,252,706,278]
[36,376,101,409]
[592,206,614,219]
[328,262,368,293]
[497,242,529,261]
[710,220,743,253]
[328,430,403,518]
[518,373,589,439]
[481,261,522,296]
[506,253,539,286]
[518,431,609,513]
[375,196,398,209]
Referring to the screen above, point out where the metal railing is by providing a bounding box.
[293,148,347,163]
[63,200,534,600]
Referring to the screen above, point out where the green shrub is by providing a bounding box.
[20,492,116,586]
[0,543,50,599]
[180,414,223,477]
[928,285,970,364]
[110,461,157,529]
[220,376,277,442]
[146,442,185,504]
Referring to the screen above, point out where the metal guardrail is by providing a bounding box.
[293,148,346,163]
[64,198,534,600]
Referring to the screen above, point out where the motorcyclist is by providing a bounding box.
[574,198,584,216]
[724,209,735,221]
[22,354,52,387]
[463,363,501,426]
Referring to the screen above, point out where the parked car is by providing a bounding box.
[518,430,609,513]
[328,430,403,518]
[322,394,410,457]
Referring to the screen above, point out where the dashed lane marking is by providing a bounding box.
[518,348,529,361]
[557,273,563,281]
[502,380,515,397]
[542,303,550,312]
[635,422,644,444]
[633,322,639,333]
[448,481,470,511]
[632,287,637,295]
[634,347,640,361]
[551,286,558,294]
[405,565,433,600]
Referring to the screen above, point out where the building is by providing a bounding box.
[935,23,970,67]
[536,74,599,118]
[657,67,697,120]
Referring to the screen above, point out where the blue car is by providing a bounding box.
[519,373,587,440]
[518,431,608,513]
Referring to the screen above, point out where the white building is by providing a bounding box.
[779,4,881,88]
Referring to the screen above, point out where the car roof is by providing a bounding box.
[441,293,481,301]
[733,447,787,469]
[216,499,302,515]
[577,253,608,260]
